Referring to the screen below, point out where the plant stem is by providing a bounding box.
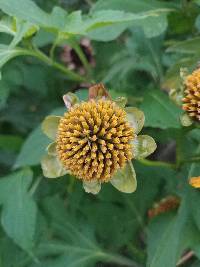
[19,47,87,82]
[70,39,92,76]
[49,36,59,60]
[138,158,176,169]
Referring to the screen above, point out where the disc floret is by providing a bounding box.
[56,100,134,182]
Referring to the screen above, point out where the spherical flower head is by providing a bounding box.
[56,99,134,182]
[182,68,200,121]
[41,84,157,194]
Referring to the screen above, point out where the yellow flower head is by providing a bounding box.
[182,68,200,121]
[189,176,200,188]
[56,99,134,182]
[41,84,157,194]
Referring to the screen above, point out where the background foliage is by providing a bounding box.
[0,0,200,266]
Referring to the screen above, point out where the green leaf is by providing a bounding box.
[0,168,37,251]
[147,196,196,267]
[14,126,49,168]
[125,107,145,134]
[41,154,68,178]
[0,16,15,35]
[140,90,182,129]
[83,180,101,194]
[41,115,61,140]
[166,37,200,54]
[0,0,50,28]
[0,134,23,152]
[110,161,137,193]
[9,18,37,48]
[0,80,10,108]
[35,195,136,267]
[132,135,157,159]
[92,0,176,13]
[90,0,174,39]
[0,0,171,40]
[15,108,65,168]
[0,45,29,69]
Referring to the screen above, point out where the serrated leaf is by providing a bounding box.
[140,90,182,129]
[110,161,137,193]
[0,0,171,40]
[41,115,61,140]
[41,154,68,178]
[0,168,37,251]
[125,107,145,134]
[132,135,157,159]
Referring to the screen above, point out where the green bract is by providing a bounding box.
[41,89,157,194]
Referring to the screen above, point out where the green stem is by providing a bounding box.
[138,158,176,169]
[69,39,91,75]
[18,47,87,82]
[49,37,59,60]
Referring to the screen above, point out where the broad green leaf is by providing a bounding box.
[110,161,137,193]
[15,108,65,168]
[132,135,157,159]
[92,0,176,12]
[0,0,50,27]
[0,80,10,108]
[35,195,136,267]
[0,16,15,35]
[0,0,171,39]
[140,90,182,129]
[0,134,23,152]
[147,196,196,267]
[41,154,68,178]
[90,0,174,39]
[10,19,38,48]
[166,37,200,54]
[14,126,49,168]
[125,107,145,134]
[0,168,37,251]
[41,115,61,140]
[83,180,101,194]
